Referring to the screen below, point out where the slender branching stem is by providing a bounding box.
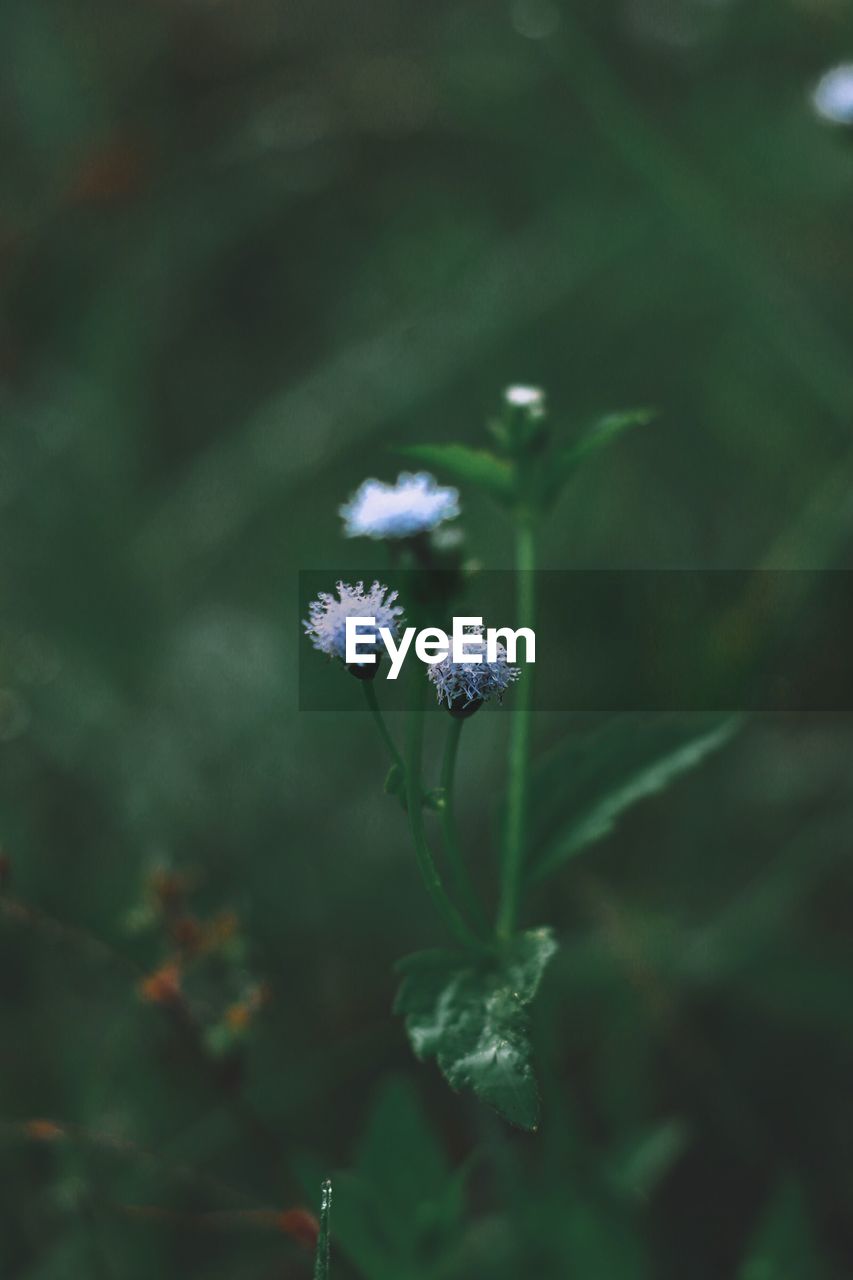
[439,717,489,936]
[361,680,405,777]
[497,516,536,939]
[405,685,489,952]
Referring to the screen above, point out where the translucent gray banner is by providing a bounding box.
[299,570,853,712]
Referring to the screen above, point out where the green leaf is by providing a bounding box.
[331,1078,469,1278]
[313,1180,332,1280]
[550,1199,650,1280]
[328,1174,396,1280]
[530,715,742,883]
[738,1181,828,1280]
[542,409,655,504]
[397,443,514,502]
[356,1077,458,1237]
[607,1118,690,1202]
[394,927,558,1130]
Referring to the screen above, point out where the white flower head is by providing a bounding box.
[427,626,520,714]
[813,64,853,125]
[303,581,403,664]
[340,472,460,540]
[504,384,546,417]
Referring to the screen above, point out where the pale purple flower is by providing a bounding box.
[340,472,460,540]
[303,581,403,665]
[428,627,520,713]
[813,64,853,125]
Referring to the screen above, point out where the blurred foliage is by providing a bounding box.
[3,0,853,1276]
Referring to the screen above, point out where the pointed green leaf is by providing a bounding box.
[328,1174,397,1280]
[542,409,655,504]
[530,715,742,882]
[329,1076,470,1275]
[394,927,558,1130]
[553,1199,650,1279]
[356,1077,454,1232]
[397,443,514,501]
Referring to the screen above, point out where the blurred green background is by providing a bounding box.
[3,0,853,1276]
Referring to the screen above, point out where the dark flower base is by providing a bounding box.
[448,696,483,719]
[347,658,382,681]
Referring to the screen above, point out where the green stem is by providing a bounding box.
[313,1180,332,1280]
[361,680,405,776]
[406,686,489,952]
[497,517,536,939]
[439,718,489,935]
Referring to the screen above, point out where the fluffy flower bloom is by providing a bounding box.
[427,627,520,712]
[813,64,853,125]
[303,581,403,663]
[505,384,546,416]
[340,472,460,540]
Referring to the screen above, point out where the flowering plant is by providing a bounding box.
[304,387,739,1130]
